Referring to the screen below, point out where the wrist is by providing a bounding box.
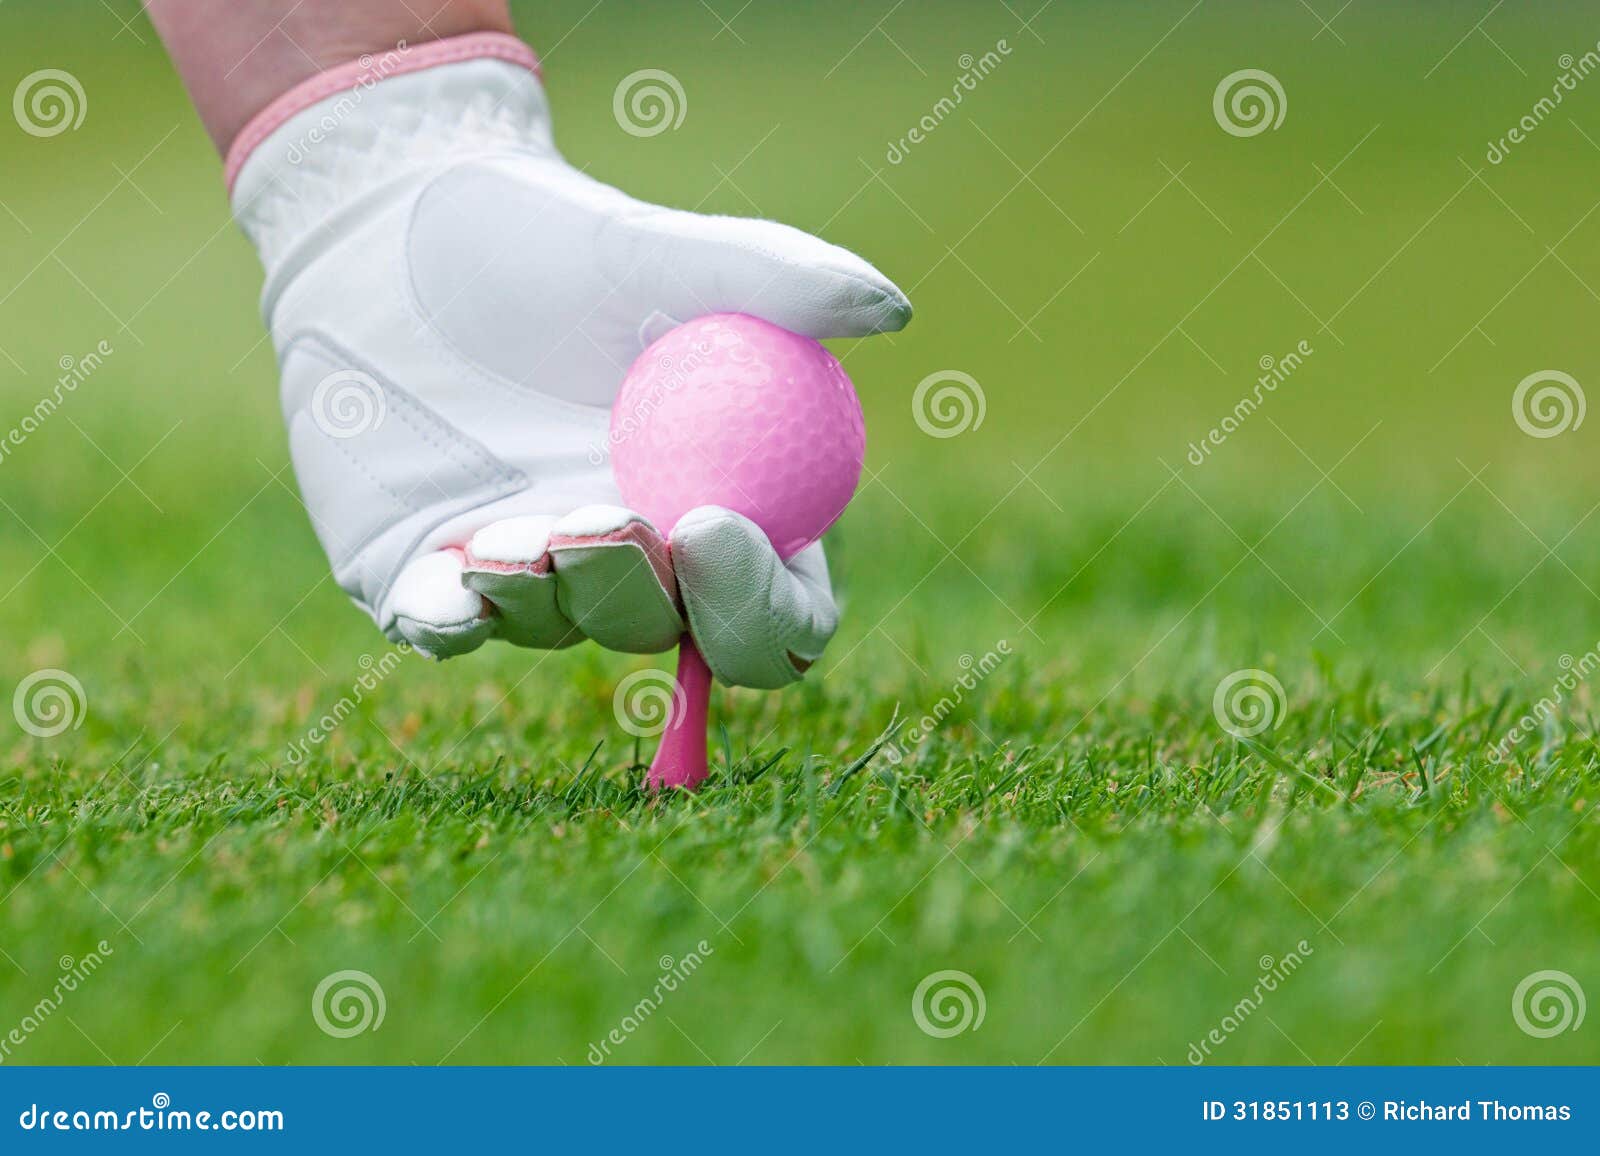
[147,0,517,154]
[226,32,542,192]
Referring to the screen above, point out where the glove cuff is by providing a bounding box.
[228,32,549,275]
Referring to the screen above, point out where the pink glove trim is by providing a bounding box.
[549,523,678,598]
[223,31,541,194]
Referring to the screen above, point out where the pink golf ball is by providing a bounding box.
[610,313,866,559]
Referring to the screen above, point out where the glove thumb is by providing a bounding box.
[619,206,912,339]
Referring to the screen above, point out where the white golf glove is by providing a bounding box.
[228,33,909,687]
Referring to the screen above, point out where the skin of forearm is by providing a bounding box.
[144,0,515,154]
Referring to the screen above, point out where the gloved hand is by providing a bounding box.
[227,33,909,686]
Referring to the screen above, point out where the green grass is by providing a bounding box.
[3,0,1600,1064]
[3,657,1599,1064]
[5,496,1599,1064]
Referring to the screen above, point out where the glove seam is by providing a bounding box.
[280,330,528,625]
[285,330,524,492]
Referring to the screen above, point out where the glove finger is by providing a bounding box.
[670,505,838,689]
[623,208,912,339]
[389,548,496,659]
[548,505,685,654]
[462,516,584,650]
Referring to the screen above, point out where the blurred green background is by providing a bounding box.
[1,1,1598,1065]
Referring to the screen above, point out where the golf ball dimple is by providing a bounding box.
[610,313,866,559]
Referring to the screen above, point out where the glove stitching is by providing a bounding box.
[280,331,529,622]
[285,330,522,488]
[323,433,414,513]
